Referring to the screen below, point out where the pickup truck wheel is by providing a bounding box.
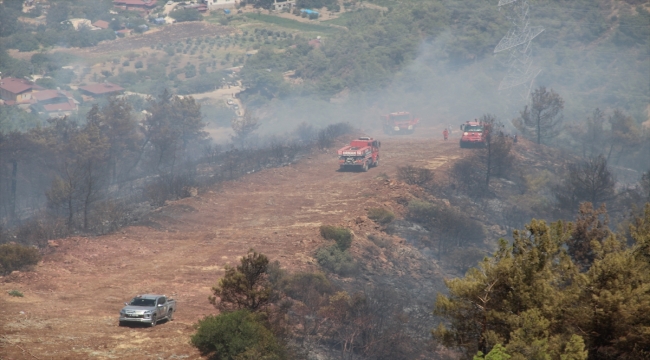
[362,162,369,172]
[119,321,125,327]
[150,316,157,327]
[167,309,173,321]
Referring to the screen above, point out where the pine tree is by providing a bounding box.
[433,205,650,360]
[569,204,650,359]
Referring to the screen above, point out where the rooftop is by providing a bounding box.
[93,20,110,29]
[42,100,77,112]
[0,77,33,95]
[32,89,69,102]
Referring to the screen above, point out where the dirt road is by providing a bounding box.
[0,136,463,359]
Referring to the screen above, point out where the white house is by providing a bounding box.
[273,0,295,11]
[204,0,236,9]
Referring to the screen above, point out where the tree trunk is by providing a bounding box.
[486,141,492,186]
[10,159,17,222]
[606,143,614,161]
[67,192,74,230]
[84,165,93,231]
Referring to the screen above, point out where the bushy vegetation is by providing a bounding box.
[209,249,272,312]
[0,107,42,133]
[7,289,24,297]
[315,245,357,276]
[198,250,428,358]
[433,203,650,360]
[367,207,395,225]
[319,225,353,251]
[191,310,285,360]
[194,250,288,359]
[317,225,357,275]
[0,243,41,275]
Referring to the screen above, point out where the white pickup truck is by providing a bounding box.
[119,294,176,327]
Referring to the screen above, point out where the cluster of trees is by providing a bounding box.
[233,0,649,127]
[508,87,648,220]
[1,97,357,244]
[568,108,649,170]
[514,86,649,174]
[434,202,650,360]
[193,249,430,359]
[6,28,116,52]
[0,92,207,234]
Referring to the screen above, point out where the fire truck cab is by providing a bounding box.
[337,137,380,172]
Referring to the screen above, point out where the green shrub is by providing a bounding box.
[319,225,353,251]
[0,243,41,275]
[8,290,23,297]
[367,208,395,225]
[122,60,130,66]
[191,310,284,360]
[315,245,357,276]
[134,60,143,69]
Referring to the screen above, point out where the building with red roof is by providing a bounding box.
[93,20,111,29]
[79,82,125,97]
[30,89,79,117]
[0,77,35,104]
[41,100,78,117]
[31,89,66,102]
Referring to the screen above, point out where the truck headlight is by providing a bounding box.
[408,125,413,130]
[394,126,399,131]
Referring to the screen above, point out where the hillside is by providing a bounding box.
[0,0,648,358]
[1,133,461,359]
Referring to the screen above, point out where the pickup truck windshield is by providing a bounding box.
[130,298,156,306]
[390,114,411,122]
[464,125,483,132]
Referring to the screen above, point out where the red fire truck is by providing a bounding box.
[381,112,419,135]
[459,120,490,148]
[337,137,381,172]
